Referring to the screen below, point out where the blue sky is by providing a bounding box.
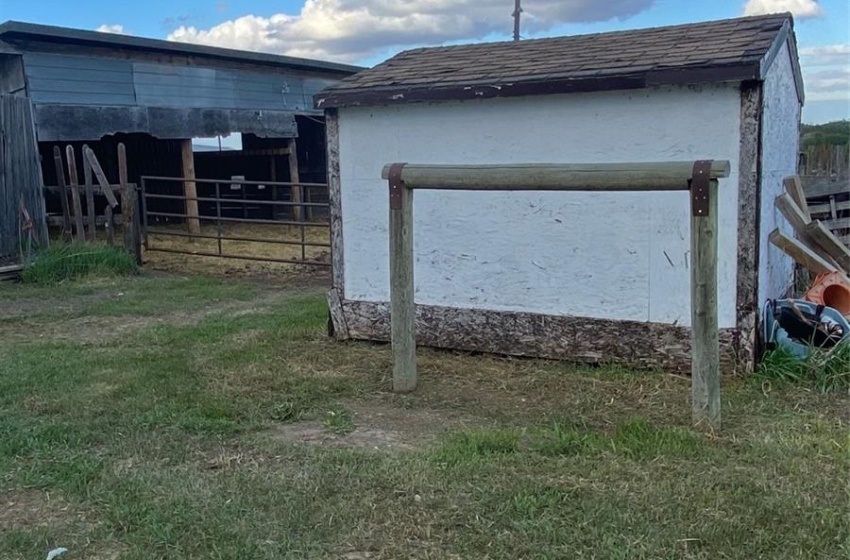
[2,0,848,123]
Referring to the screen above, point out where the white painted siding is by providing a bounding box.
[338,86,742,327]
[759,42,800,303]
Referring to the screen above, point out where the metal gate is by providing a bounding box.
[140,176,330,266]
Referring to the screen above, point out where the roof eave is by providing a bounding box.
[315,62,762,110]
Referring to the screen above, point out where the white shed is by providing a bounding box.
[316,13,804,372]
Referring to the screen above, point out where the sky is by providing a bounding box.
[1,0,848,123]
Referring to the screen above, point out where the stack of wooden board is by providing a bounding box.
[0,264,23,282]
[803,175,850,247]
[769,176,850,278]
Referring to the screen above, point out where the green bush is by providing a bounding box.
[22,243,137,284]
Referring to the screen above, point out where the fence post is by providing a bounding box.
[82,144,97,241]
[52,146,72,242]
[388,163,416,392]
[65,146,85,242]
[690,165,720,432]
[118,144,141,265]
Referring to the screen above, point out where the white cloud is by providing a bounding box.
[96,24,126,34]
[167,0,655,63]
[798,44,849,102]
[800,44,850,66]
[743,0,823,19]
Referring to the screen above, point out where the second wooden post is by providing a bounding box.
[690,174,720,432]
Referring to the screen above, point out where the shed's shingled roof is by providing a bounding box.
[316,13,801,109]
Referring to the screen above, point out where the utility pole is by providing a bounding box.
[512,0,522,41]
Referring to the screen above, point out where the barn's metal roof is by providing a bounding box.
[316,13,803,109]
[0,20,363,76]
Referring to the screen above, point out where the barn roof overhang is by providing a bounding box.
[0,20,362,77]
[32,104,299,142]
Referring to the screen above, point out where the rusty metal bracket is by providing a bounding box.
[387,163,407,210]
[690,160,712,217]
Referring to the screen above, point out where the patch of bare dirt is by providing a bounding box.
[267,400,478,451]
[0,490,93,531]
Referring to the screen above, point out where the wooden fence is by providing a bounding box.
[799,144,849,177]
[47,143,141,264]
[0,95,48,264]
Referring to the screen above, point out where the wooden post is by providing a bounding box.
[388,164,416,392]
[52,146,72,241]
[65,145,85,242]
[82,144,96,241]
[691,178,720,432]
[287,138,303,223]
[181,139,200,236]
[118,143,141,265]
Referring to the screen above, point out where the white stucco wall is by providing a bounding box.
[338,86,743,328]
[759,42,801,303]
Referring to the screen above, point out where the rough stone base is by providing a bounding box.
[332,297,743,373]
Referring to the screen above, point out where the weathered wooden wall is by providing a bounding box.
[0,94,48,263]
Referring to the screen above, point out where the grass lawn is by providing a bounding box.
[0,273,847,559]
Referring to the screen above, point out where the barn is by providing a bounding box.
[0,21,360,249]
[315,13,804,372]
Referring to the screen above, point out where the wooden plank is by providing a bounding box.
[823,217,850,230]
[52,146,71,241]
[287,138,303,222]
[769,229,838,275]
[775,193,810,232]
[65,145,85,242]
[808,198,850,216]
[783,176,810,221]
[326,288,350,340]
[691,179,720,432]
[82,144,96,241]
[389,178,416,393]
[801,176,850,199]
[804,221,850,272]
[118,143,141,264]
[380,161,732,191]
[181,139,200,235]
[83,147,119,208]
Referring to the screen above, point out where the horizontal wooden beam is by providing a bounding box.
[380,161,731,191]
[809,198,850,216]
[823,217,850,230]
[801,176,850,199]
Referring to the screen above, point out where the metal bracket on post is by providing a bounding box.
[387,163,407,210]
[690,159,712,217]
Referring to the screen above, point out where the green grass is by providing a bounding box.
[758,344,850,393]
[0,274,847,559]
[22,243,136,283]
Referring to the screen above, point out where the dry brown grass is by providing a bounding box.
[142,222,331,277]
